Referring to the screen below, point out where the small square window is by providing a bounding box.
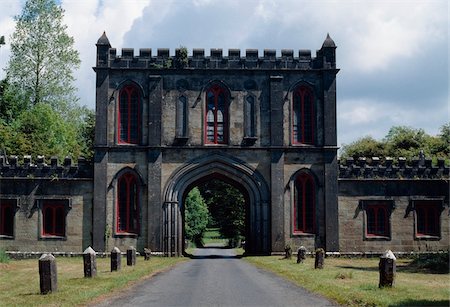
[361,200,393,240]
[0,199,17,238]
[39,200,70,239]
[414,200,441,239]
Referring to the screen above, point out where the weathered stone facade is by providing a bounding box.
[0,33,448,255]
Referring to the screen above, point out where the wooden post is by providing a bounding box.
[315,248,325,269]
[127,246,136,266]
[110,247,121,272]
[83,246,97,278]
[379,250,396,288]
[297,246,307,264]
[39,253,57,294]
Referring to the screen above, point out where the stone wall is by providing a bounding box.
[338,157,449,252]
[0,156,93,252]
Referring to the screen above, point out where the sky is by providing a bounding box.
[0,0,448,147]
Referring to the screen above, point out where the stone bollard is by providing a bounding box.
[144,248,151,260]
[314,248,325,269]
[297,246,307,264]
[83,246,97,278]
[127,246,136,266]
[284,244,292,259]
[110,247,121,272]
[39,253,57,294]
[379,250,396,288]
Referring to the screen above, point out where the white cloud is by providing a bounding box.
[0,0,447,146]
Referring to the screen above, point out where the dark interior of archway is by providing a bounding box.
[183,175,248,253]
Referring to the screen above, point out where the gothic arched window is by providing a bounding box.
[205,84,228,144]
[117,173,140,234]
[118,85,140,144]
[294,173,315,233]
[293,86,314,144]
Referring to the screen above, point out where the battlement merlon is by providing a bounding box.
[0,155,93,179]
[338,156,450,179]
[94,32,337,71]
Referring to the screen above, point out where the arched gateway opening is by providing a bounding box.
[163,154,270,256]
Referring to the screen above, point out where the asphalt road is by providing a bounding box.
[94,245,337,307]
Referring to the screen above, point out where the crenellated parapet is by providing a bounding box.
[339,157,449,179]
[95,32,337,71]
[0,155,93,179]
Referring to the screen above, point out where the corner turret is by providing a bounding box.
[319,33,336,68]
[96,31,111,67]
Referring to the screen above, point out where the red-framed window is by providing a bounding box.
[0,199,15,237]
[294,173,315,233]
[205,84,228,144]
[42,200,66,237]
[118,85,141,144]
[292,86,314,144]
[365,203,390,237]
[117,173,140,234]
[415,201,440,237]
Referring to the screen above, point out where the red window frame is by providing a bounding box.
[415,201,440,237]
[365,203,390,237]
[293,173,315,233]
[118,85,141,144]
[205,84,228,144]
[117,173,140,234]
[292,86,314,144]
[42,200,66,237]
[0,199,15,237]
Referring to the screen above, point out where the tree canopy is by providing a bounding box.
[340,124,450,163]
[6,0,80,113]
[184,187,209,247]
[0,0,94,161]
[199,179,246,247]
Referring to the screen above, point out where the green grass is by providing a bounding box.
[203,228,227,245]
[245,256,450,307]
[0,249,10,263]
[0,256,186,306]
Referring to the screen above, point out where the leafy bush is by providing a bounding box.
[410,252,449,273]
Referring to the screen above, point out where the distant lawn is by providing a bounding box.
[245,256,450,307]
[203,227,226,245]
[0,256,186,306]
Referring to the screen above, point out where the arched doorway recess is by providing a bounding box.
[163,154,270,256]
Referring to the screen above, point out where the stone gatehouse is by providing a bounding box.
[0,33,448,255]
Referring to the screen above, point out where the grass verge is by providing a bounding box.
[0,256,186,306]
[245,256,450,307]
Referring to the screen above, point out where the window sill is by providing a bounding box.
[0,235,14,240]
[364,235,391,241]
[39,235,67,241]
[114,232,139,238]
[415,234,441,241]
[292,232,315,237]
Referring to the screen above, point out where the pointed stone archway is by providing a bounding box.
[162,154,270,256]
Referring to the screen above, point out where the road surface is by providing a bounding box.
[94,245,337,307]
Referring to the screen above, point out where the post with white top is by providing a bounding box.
[83,246,97,278]
[39,253,57,294]
[379,250,396,288]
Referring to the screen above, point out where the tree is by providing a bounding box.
[339,125,450,164]
[184,187,209,247]
[5,0,80,115]
[199,180,246,247]
[340,136,385,160]
[0,0,95,161]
